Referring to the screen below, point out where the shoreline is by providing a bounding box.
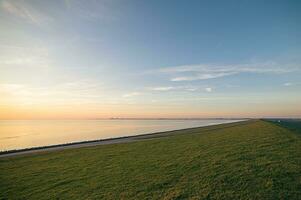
[0,120,249,158]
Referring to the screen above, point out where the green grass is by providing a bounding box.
[1,120,301,199]
[267,119,301,135]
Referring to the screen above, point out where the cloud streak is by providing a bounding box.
[64,0,120,22]
[1,0,53,26]
[171,72,237,81]
[148,86,200,92]
[0,45,50,68]
[122,92,142,98]
[152,61,299,81]
[205,87,212,92]
[149,87,176,91]
[0,80,105,105]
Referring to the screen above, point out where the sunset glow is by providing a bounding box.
[1,0,300,119]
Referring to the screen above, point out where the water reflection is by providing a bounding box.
[0,119,241,151]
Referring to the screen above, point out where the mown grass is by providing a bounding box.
[267,119,301,135]
[0,120,300,199]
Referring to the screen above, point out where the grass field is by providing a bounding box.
[0,120,301,199]
[267,119,301,135]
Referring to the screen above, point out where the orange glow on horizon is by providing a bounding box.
[1,102,300,120]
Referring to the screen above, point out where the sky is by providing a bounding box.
[0,0,300,119]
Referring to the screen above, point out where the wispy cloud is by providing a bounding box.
[186,88,198,92]
[1,0,53,26]
[205,87,212,92]
[148,86,199,92]
[0,45,50,68]
[64,0,121,22]
[171,72,236,81]
[122,92,142,98]
[150,61,299,82]
[149,86,176,91]
[0,80,105,105]
[284,82,293,86]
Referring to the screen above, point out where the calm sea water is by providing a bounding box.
[0,119,242,151]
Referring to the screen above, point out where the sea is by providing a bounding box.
[0,119,243,151]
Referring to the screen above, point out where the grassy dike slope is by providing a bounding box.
[0,120,300,199]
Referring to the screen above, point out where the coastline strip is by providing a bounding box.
[0,120,250,158]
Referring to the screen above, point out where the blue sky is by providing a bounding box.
[0,0,300,119]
